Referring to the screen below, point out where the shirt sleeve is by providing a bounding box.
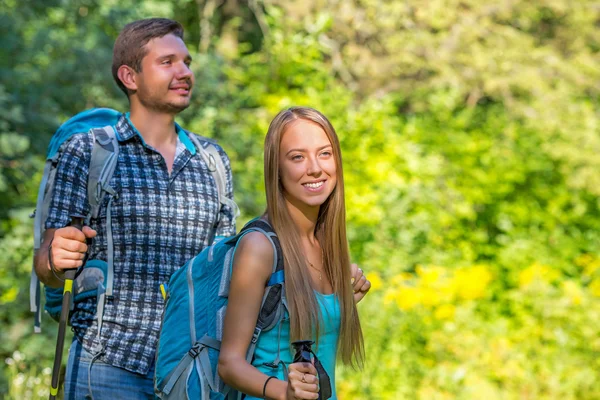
[214,144,237,237]
[45,132,93,229]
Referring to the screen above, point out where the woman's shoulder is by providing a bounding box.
[233,230,276,280]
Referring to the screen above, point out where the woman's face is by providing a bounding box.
[278,119,337,210]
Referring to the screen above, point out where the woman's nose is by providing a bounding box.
[306,157,322,176]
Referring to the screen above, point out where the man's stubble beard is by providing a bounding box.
[137,85,192,115]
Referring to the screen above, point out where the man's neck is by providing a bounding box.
[128,104,178,149]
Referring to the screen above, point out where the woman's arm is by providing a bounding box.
[218,232,286,399]
[218,231,319,400]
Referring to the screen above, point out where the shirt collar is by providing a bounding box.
[115,113,196,154]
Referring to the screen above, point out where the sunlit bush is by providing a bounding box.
[338,263,600,399]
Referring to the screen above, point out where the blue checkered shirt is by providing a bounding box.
[45,114,236,374]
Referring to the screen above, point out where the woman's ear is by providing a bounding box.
[117,65,138,92]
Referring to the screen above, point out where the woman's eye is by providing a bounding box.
[291,154,303,161]
[320,151,332,157]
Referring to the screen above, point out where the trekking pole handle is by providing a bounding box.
[291,340,332,400]
[291,340,314,363]
[49,217,83,399]
[70,216,84,231]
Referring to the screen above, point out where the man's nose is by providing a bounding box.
[176,62,193,81]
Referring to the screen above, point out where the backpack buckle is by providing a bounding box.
[251,327,262,344]
[188,343,202,358]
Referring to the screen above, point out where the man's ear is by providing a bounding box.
[117,65,138,92]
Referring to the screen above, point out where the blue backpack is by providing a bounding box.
[30,108,236,334]
[154,219,287,400]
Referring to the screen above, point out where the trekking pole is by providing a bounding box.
[292,340,313,364]
[291,340,332,400]
[49,216,84,400]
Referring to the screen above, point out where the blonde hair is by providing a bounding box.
[264,106,364,367]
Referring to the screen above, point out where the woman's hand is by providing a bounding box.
[286,362,319,400]
[351,263,371,304]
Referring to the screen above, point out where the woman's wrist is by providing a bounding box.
[263,376,275,399]
[263,377,287,400]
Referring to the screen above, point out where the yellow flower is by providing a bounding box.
[391,272,413,286]
[562,280,583,305]
[575,254,600,277]
[417,265,444,286]
[420,287,442,307]
[434,304,455,320]
[589,278,600,297]
[575,253,594,267]
[518,262,559,288]
[585,261,600,277]
[397,286,420,310]
[454,265,493,300]
[437,279,457,301]
[366,272,382,291]
[0,287,18,303]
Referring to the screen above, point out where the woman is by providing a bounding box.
[218,107,370,400]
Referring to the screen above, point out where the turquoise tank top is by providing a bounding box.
[245,292,341,400]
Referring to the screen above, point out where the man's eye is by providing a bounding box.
[162,60,172,65]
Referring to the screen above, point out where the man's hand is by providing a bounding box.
[50,226,97,273]
[351,263,371,304]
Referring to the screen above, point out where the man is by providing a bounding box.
[33,18,236,398]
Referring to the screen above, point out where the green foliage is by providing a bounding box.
[339,263,600,399]
[1,0,599,398]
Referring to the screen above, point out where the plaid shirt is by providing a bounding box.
[46,114,236,374]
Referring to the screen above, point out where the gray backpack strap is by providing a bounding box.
[29,274,41,332]
[187,134,239,226]
[88,126,119,298]
[159,336,221,397]
[88,126,119,219]
[30,159,57,332]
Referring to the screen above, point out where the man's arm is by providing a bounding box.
[34,229,62,288]
[35,132,95,287]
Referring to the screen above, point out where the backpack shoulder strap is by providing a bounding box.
[187,133,240,222]
[88,126,119,219]
[87,126,119,298]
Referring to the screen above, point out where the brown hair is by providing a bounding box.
[264,107,364,367]
[112,18,184,96]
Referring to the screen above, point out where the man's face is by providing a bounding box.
[134,33,195,114]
